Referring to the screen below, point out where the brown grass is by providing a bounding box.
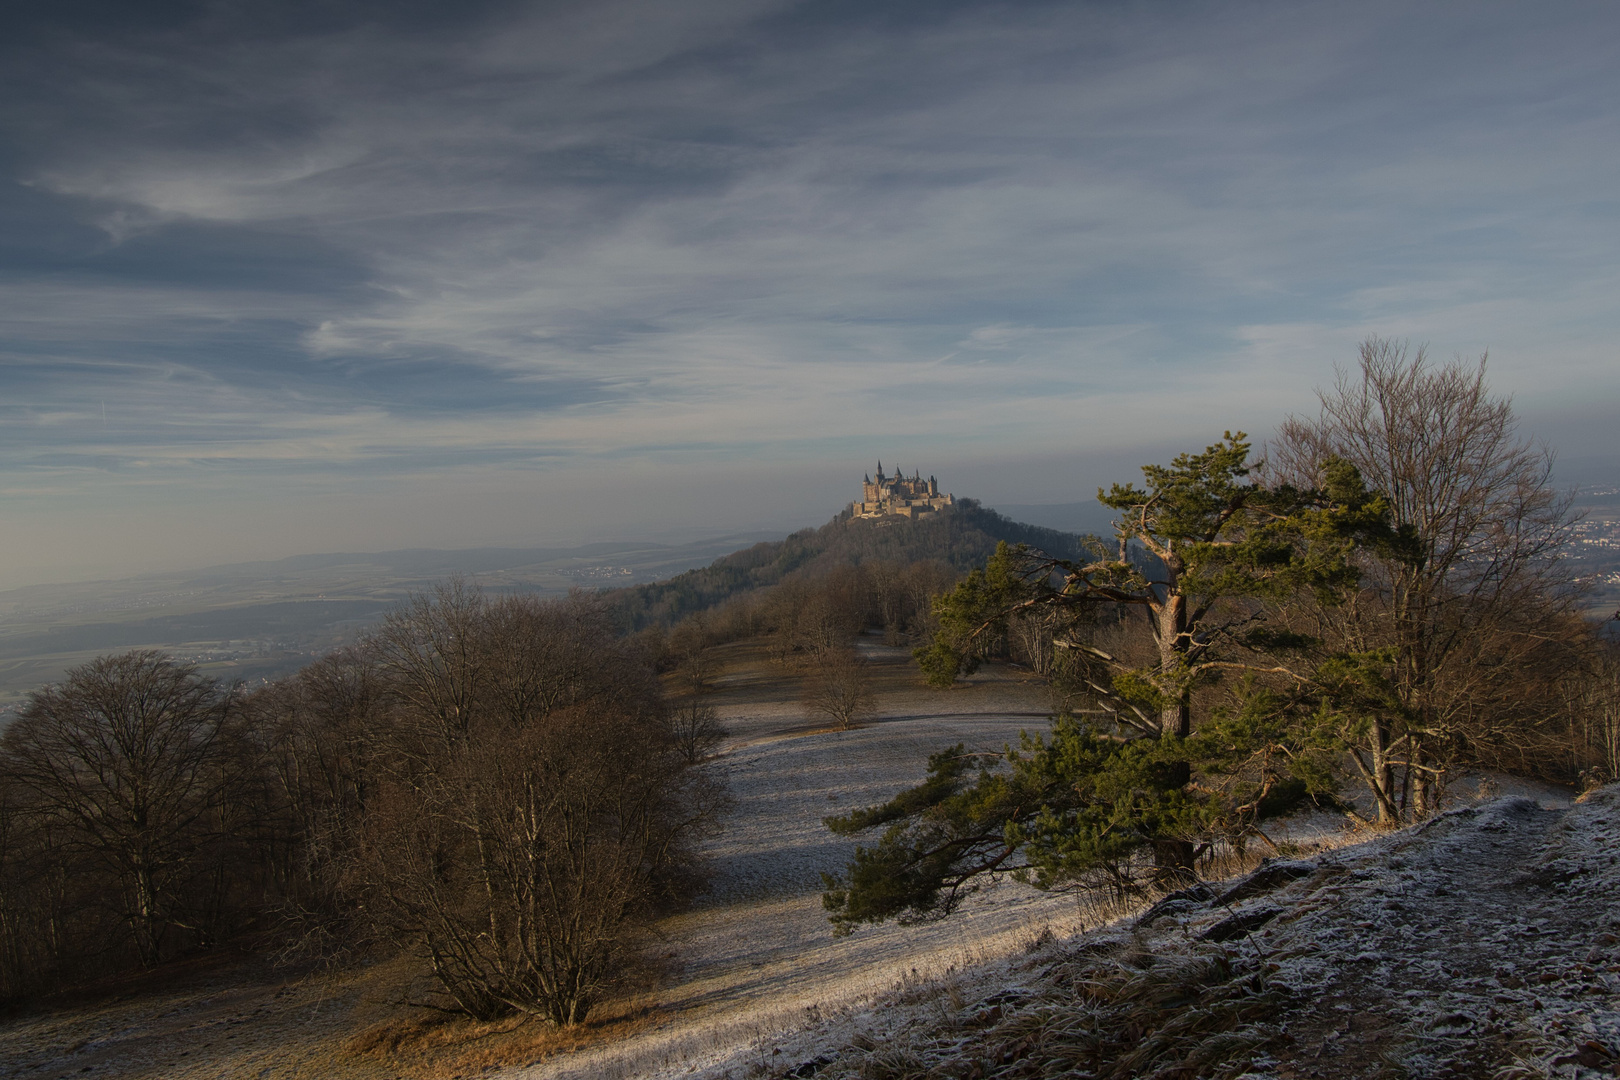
[341,996,666,1077]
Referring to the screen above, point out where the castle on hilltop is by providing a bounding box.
[851,462,956,520]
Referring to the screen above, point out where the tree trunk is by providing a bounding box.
[1411,742,1436,818]
[1151,839,1198,884]
[1150,754,1195,881]
[132,859,164,968]
[1370,719,1400,826]
[1156,595,1191,738]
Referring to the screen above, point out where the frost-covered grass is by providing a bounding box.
[687,787,1620,1080]
[516,640,1373,1079]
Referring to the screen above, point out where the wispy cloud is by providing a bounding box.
[2,0,1618,584]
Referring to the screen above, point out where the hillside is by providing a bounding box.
[699,789,1615,1080]
[0,634,1599,1079]
[607,501,1096,631]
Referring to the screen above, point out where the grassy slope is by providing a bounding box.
[719,789,1615,1080]
[0,638,1081,1080]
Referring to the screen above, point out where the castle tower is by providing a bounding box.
[851,463,955,521]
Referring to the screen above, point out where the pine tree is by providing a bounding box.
[824,435,1391,930]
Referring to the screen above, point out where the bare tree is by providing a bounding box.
[348,587,720,1025]
[1,652,235,967]
[1272,338,1579,821]
[479,590,653,722]
[249,647,384,936]
[760,569,871,664]
[0,773,62,998]
[665,701,728,763]
[667,616,719,694]
[864,559,909,645]
[1587,642,1620,783]
[353,703,717,1024]
[366,577,488,749]
[802,647,877,730]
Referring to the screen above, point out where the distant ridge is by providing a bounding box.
[606,499,1097,631]
[0,533,786,704]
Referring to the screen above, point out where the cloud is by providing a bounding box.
[1,0,1619,584]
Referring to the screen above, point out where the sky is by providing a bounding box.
[2,0,1618,588]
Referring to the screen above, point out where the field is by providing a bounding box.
[541,639,1096,1079]
[0,636,1110,1078]
[0,636,1581,1079]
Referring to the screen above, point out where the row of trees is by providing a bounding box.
[0,589,723,1023]
[826,341,1610,931]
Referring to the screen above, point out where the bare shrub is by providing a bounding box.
[348,585,723,1025]
[802,648,877,730]
[666,701,728,763]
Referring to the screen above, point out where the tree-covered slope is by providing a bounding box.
[605,501,1095,631]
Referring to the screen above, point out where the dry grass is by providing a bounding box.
[341,998,665,1078]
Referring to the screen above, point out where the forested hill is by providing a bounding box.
[605,500,1096,631]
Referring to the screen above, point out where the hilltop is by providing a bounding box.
[607,500,1095,631]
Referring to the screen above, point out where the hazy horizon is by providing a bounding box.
[5,1,1619,591]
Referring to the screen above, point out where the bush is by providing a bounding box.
[666,701,728,763]
[345,585,725,1024]
[802,648,877,731]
